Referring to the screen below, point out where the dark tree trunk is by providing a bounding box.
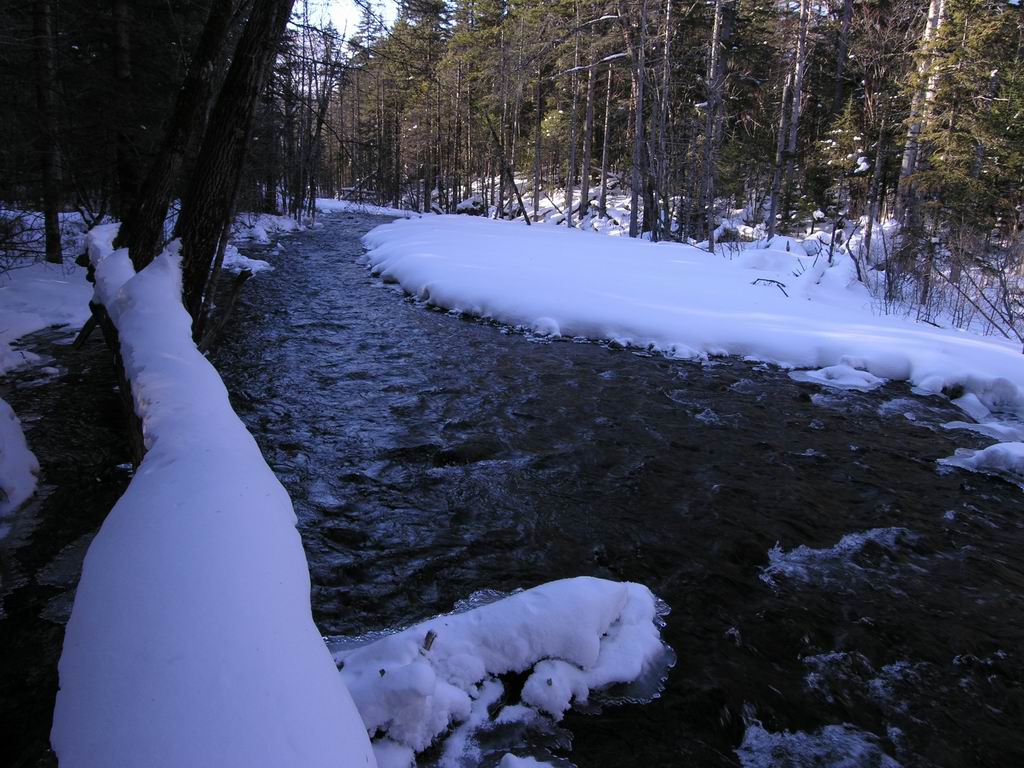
[579,52,596,223]
[533,70,543,220]
[33,0,62,264]
[117,0,236,271]
[112,0,138,222]
[829,0,854,117]
[598,66,613,217]
[177,0,295,329]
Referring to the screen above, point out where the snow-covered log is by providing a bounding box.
[51,224,375,767]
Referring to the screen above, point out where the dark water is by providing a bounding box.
[2,213,1022,767]
[0,330,131,768]
[211,215,1024,767]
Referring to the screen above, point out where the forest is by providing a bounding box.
[2,1,1023,337]
[4,2,1024,767]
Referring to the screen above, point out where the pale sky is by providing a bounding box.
[323,0,397,38]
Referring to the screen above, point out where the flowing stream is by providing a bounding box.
[2,212,1023,767]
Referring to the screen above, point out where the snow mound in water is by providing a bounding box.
[335,577,671,761]
[0,396,39,530]
[939,441,1024,487]
[737,722,900,767]
[760,528,915,588]
[222,243,273,273]
[790,364,886,391]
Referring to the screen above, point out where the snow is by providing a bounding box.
[0,397,39,536]
[316,197,419,218]
[233,212,302,243]
[51,224,375,768]
[334,577,669,763]
[939,441,1024,487]
[789,364,886,391]
[222,243,273,273]
[0,261,92,374]
[455,195,486,215]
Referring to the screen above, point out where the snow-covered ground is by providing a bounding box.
[51,226,375,768]
[361,215,1024,485]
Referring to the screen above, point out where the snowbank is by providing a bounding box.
[362,216,1024,458]
[0,397,39,536]
[335,577,669,766]
[0,261,92,374]
[51,225,375,768]
[222,243,273,273]
[317,197,419,218]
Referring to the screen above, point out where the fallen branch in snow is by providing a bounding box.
[751,277,789,297]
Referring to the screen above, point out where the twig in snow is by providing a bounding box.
[751,278,789,297]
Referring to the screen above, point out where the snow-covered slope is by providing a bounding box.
[51,225,375,768]
[362,216,1024,431]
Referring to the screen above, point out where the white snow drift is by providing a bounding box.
[335,577,669,768]
[939,441,1024,487]
[0,397,39,535]
[0,261,92,375]
[51,225,375,768]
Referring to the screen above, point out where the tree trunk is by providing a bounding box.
[655,0,673,241]
[621,0,648,238]
[177,0,296,329]
[117,0,235,270]
[598,66,613,217]
[894,0,946,224]
[829,0,854,118]
[779,0,811,233]
[766,72,793,240]
[579,52,597,223]
[863,117,887,274]
[565,6,581,228]
[702,0,728,251]
[33,0,62,264]
[112,0,138,222]
[533,69,543,220]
